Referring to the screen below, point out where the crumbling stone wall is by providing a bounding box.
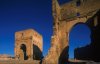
[42,0,100,64]
[15,29,43,60]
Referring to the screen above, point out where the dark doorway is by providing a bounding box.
[20,44,28,60]
[33,44,43,60]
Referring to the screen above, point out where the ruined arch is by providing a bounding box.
[15,42,29,60]
[33,44,43,60]
[20,44,28,60]
[59,10,100,63]
[15,29,43,60]
[69,22,91,59]
[74,10,100,62]
[43,0,100,64]
[58,22,92,64]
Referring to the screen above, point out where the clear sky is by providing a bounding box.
[0,0,91,58]
[69,24,91,58]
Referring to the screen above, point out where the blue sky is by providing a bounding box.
[0,0,91,58]
[69,24,91,58]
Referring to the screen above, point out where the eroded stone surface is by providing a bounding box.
[15,29,43,60]
[0,0,100,64]
[42,0,100,64]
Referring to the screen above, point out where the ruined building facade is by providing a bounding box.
[15,29,43,60]
[74,10,100,62]
[42,0,100,64]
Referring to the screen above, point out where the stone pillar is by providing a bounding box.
[30,43,33,60]
[27,46,32,60]
[19,50,24,60]
[58,32,69,64]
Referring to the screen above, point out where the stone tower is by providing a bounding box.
[14,29,43,60]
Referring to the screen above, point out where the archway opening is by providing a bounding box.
[69,23,91,61]
[33,44,43,60]
[20,44,28,60]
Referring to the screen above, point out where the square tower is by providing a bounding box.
[14,29,43,60]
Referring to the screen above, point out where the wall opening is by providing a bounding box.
[20,44,28,60]
[33,44,43,60]
[69,23,91,60]
[74,11,100,62]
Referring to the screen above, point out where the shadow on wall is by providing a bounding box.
[33,44,43,60]
[58,46,69,64]
[74,10,100,62]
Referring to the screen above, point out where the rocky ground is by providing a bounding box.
[0,60,100,64]
[0,60,40,64]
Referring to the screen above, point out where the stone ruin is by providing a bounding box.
[15,29,43,60]
[42,0,100,64]
[0,0,100,64]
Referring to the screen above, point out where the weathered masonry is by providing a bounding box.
[42,0,100,64]
[15,29,43,60]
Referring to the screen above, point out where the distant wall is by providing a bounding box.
[0,55,13,60]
